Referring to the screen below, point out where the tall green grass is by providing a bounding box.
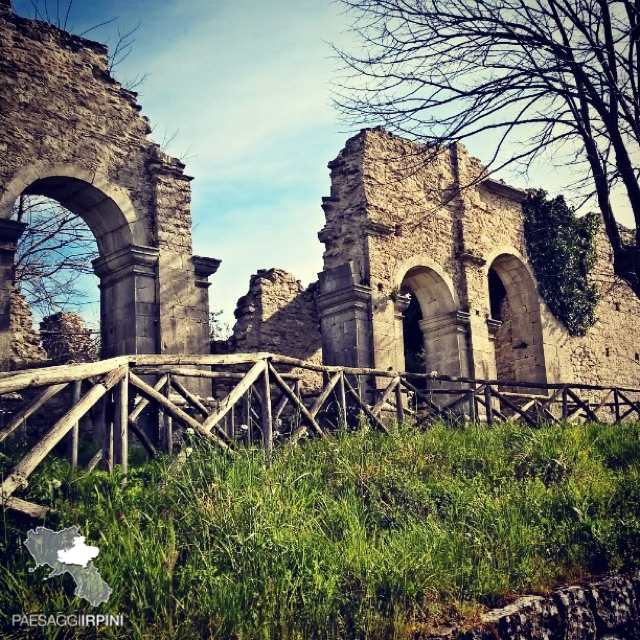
[1,421,638,638]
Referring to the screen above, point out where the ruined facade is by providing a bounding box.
[231,128,639,389]
[230,269,322,387]
[0,1,219,367]
[2,0,637,389]
[316,128,640,388]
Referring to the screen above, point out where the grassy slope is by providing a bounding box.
[1,421,639,638]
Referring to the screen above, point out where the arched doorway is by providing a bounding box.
[399,265,469,380]
[1,175,158,362]
[402,293,425,373]
[12,192,100,361]
[487,254,547,386]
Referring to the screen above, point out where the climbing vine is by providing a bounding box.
[523,189,599,336]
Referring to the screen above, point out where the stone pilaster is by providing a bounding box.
[392,294,411,372]
[93,244,159,357]
[0,219,26,366]
[419,310,471,378]
[317,263,373,368]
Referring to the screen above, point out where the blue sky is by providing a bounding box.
[12,0,637,331]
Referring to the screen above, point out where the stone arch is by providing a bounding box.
[1,170,158,359]
[393,254,459,307]
[396,262,469,380]
[0,163,147,252]
[486,251,547,385]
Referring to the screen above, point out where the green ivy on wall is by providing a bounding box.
[523,189,599,336]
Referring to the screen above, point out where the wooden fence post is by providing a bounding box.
[242,391,251,446]
[261,363,273,460]
[115,371,129,473]
[294,379,301,433]
[70,379,81,470]
[485,384,493,425]
[103,394,114,474]
[395,378,404,426]
[338,370,347,426]
[562,386,568,421]
[613,389,620,423]
[468,386,476,423]
[228,402,235,441]
[164,373,173,454]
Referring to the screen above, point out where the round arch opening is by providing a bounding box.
[21,176,134,255]
[488,253,547,387]
[2,175,155,361]
[399,265,467,380]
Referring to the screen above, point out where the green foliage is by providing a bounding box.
[1,422,638,638]
[209,309,232,342]
[523,189,600,336]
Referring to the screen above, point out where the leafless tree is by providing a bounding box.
[12,196,99,316]
[335,0,640,297]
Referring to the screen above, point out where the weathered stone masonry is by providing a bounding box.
[232,269,321,361]
[316,128,640,389]
[230,128,639,391]
[0,1,219,366]
[449,572,640,639]
[230,268,322,388]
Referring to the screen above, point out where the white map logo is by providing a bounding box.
[23,526,112,606]
[57,536,100,568]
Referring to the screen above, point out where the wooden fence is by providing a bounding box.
[1,353,639,519]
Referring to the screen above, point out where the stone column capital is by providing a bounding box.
[317,284,371,318]
[192,255,221,288]
[486,317,502,338]
[419,310,470,335]
[393,293,411,318]
[92,244,159,284]
[0,219,27,254]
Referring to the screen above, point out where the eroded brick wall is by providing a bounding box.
[40,312,98,364]
[8,287,46,367]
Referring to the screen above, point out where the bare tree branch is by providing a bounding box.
[335,0,640,296]
[12,197,99,316]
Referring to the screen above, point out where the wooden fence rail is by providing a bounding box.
[1,353,638,519]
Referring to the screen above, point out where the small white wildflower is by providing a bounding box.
[51,479,62,489]
[429,370,438,378]
[185,428,195,435]
[185,447,193,456]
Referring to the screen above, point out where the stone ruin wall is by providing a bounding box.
[230,269,322,389]
[228,128,639,394]
[319,128,640,390]
[39,312,99,364]
[6,286,99,368]
[8,288,46,366]
[441,571,640,639]
[0,1,218,369]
